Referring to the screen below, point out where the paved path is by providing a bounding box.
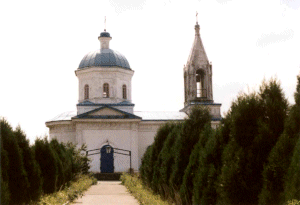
[72,181,139,205]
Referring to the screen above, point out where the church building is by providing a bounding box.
[46,20,222,173]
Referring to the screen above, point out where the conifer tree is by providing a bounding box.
[193,124,229,205]
[68,143,90,176]
[179,124,213,205]
[284,134,300,201]
[259,75,300,204]
[14,126,43,202]
[169,106,210,192]
[218,93,264,204]
[151,123,178,192]
[140,145,153,185]
[219,78,288,204]
[50,139,68,188]
[156,124,182,198]
[1,141,10,205]
[0,118,29,204]
[255,78,288,155]
[34,137,58,193]
[139,123,176,188]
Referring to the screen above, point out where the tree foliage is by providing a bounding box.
[169,106,211,191]
[0,117,92,204]
[180,124,213,205]
[1,139,10,205]
[1,119,29,204]
[14,126,43,202]
[259,76,299,205]
[156,124,182,198]
[284,134,300,201]
[34,137,59,194]
[193,125,229,205]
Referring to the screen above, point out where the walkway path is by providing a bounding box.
[72,181,139,205]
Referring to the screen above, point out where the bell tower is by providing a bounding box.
[184,21,213,105]
[181,20,222,123]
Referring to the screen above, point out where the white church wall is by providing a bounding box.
[76,67,133,104]
[76,121,139,173]
[83,129,132,172]
[137,121,166,168]
[48,123,76,144]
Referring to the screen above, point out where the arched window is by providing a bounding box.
[103,83,109,98]
[84,84,89,100]
[122,85,127,99]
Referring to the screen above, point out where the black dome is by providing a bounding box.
[100,31,111,37]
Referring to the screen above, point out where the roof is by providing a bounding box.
[189,101,222,106]
[78,49,131,70]
[100,31,110,37]
[47,110,188,122]
[77,100,135,106]
[186,23,209,68]
[48,111,77,122]
[74,106,141,120]
[46,110,222,122]
[134,111,188,121]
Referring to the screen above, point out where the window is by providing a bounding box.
[122,85,127,99]
[103,83,109,98]
[84,84,89,100]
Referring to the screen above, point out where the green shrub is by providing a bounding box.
[50,139,73,189]
[34,137,59,194]
[284,75,300,139]
[121,173,169,205]
[193,127,227,205]
[151,123,181,193]
[156,124,182,198]
[180,124,213,205]
[286,199,300,205]
[169,106,210,192]
[284,134,300,201]
[33,174,96,205]
[15,126,43,202]
[259,75,300,205]
[140,145,153,186]
[1,118,29,204]
[147,123,177,190]
[1,143,10,205]
[259,133,296,204]
[68,143,91,176]
[218,93,264,204]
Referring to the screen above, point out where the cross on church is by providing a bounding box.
[104,16,106,31]
[196,11,198,23]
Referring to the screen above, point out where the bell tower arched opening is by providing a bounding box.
[196,69,206,98]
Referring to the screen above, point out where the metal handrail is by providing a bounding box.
[86,146,132,172]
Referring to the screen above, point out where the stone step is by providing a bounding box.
[94,173,122,181]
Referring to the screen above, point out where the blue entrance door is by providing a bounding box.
[100,145,114,173]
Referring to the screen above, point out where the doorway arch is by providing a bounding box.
[100,145,114,173]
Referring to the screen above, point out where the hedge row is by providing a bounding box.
[0,120,90,205]
[140,75,300,204]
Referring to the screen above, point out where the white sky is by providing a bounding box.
[0,0,299,143]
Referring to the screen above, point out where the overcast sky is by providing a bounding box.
[1,0,299,143]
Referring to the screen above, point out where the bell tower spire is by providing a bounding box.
[181,18,221,121]
[184,19,212,105]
